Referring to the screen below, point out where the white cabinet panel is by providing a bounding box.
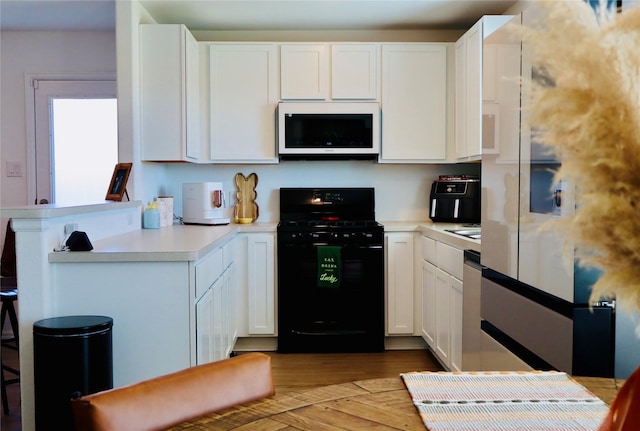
[421,259,437,348]
[421,235,437,264]
[420,234,465,370]
[386,233,415,334]
[247,233,275,334]
[211,276,225,361]
[194,236,240,364]
[209,44,279,163]
[280,44,328,100]
[436,241,463,280]
[331,44,378,99]
[380,44,448,162]
[140,24,200,162]
[449,276,463,372]
[435,267,451,365]
[196,287,213,364]
[195,247,223,299]
[455,16,513,161]
[455,19,482,161]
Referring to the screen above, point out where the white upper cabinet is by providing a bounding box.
[455,16,513,161]
[280,44,328,100]
[280,43,379,100]
[455,20,482,161]
[209,43,279,163]
[379,43,449,163]
[331,44,378,100]
[140,24,200,162]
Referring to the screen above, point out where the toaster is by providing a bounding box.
[429,176,480,223]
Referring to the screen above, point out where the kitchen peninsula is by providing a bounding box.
[1,201,276,431]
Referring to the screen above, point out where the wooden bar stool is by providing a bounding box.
[1,284,19,415]
[1,284,18,350]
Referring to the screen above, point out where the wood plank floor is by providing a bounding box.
[255,350,445,393]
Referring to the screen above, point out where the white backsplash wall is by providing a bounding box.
[162,161,480,223]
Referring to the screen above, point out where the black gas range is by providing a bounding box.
[277,188,385,353]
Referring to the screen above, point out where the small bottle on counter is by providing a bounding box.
[143,202,160,229]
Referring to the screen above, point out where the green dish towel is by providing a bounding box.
[317,246,342,288]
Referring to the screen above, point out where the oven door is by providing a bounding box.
[277,237,384,352]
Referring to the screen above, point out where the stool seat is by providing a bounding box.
[1,287,18,350]
[0,276,17,291]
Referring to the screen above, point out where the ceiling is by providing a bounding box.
[1,0,520,32]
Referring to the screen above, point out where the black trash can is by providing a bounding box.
[33,315,113,431]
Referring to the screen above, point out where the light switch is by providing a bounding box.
[6,161,23,177]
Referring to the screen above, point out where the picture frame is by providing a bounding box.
[105,162,132,201]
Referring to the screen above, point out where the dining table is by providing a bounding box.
[168,374,618,431]
[169,376,424,430]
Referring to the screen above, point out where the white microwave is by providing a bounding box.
[277,102,380,159]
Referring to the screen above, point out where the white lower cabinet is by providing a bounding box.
[194,236,240,364]
[449,275,464,372]
[421,235,463,370]
[195,277,226,364]
[246,233,276,335]
[435,267,452,365]
[196,285,214,364]
[386,233,415,335]
[421,260,437,347]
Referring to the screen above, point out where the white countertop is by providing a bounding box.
[48,222,276,263]
[48,219,479,263]
[383,220,481,252]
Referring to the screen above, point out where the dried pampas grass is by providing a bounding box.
[523,0,640,312]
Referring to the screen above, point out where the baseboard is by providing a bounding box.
[384,336,428,350]
[233,336,428,352]
[233,337,278,352]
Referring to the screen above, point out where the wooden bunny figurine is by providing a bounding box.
[234,173,259,223]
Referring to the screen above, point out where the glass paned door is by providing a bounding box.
[34,80,117,205]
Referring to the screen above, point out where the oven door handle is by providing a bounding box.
[310,243,383,249]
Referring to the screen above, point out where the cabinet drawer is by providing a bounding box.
[436,242,463,279]
[421,236,437,264]
[195,248,223,298]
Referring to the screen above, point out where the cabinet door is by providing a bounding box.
[466,20,483,160]
[280,44,328,100]
[209,44,279,162]
[140,24,200,162]
[421,259,437,348]
[449,276,463,372]
[454,37,468,160]
[386,233,415,334]
[380,44,448,162]
[435,267,451,367]
[211,276,224,361]
[246,234,275,334]
[331,44,378,100]
[195,287,213,365]
[455,20,483,161]
[224,261,238,356]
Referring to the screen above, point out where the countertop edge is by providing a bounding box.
[48,220,480,264]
